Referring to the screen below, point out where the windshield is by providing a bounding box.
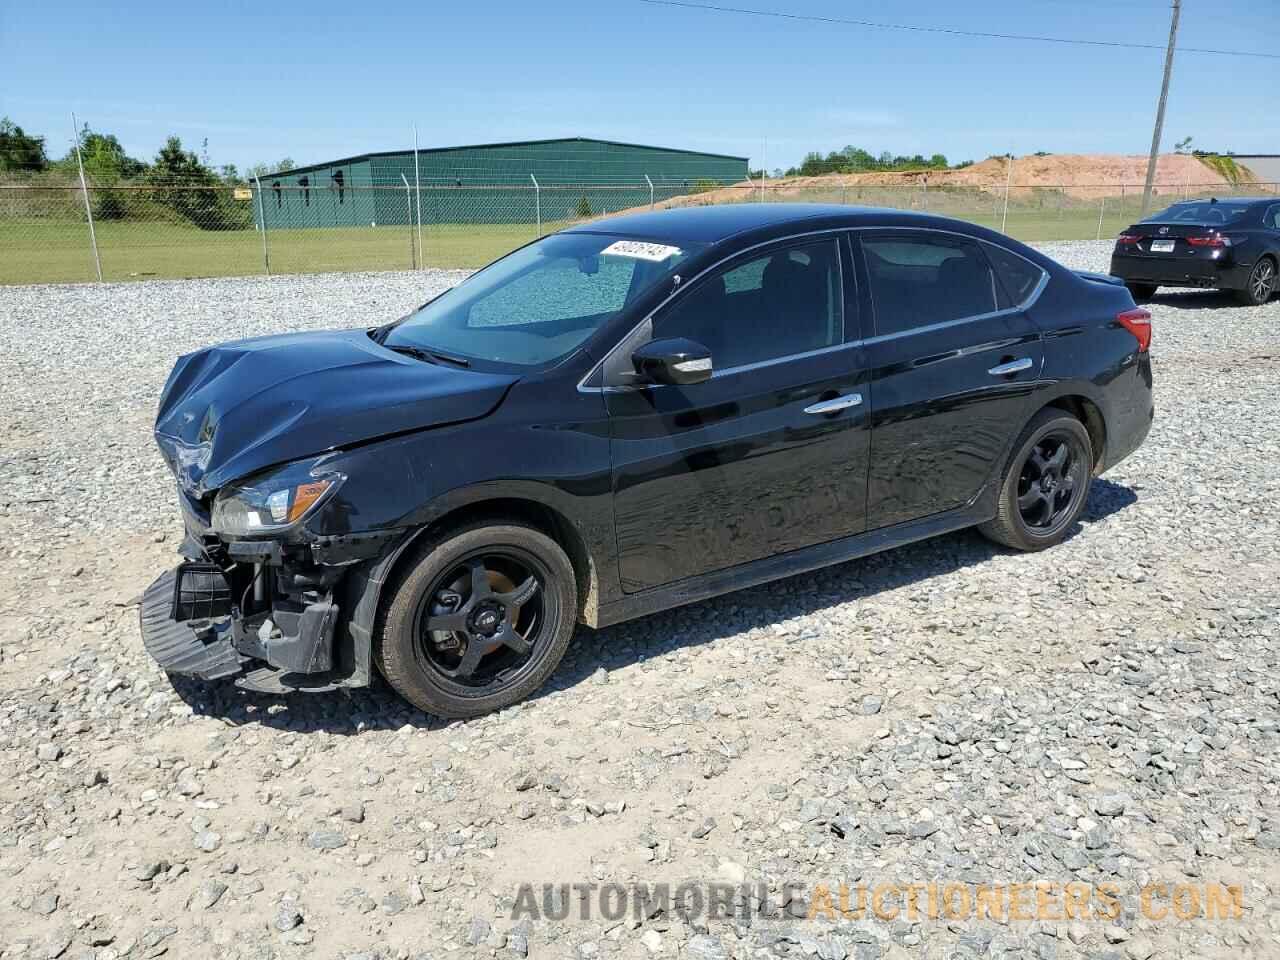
[383,232,703,367]
[1144,201,1254,226]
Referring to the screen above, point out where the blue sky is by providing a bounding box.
[2,0,1274,173]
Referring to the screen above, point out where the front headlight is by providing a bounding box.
[210,459,345,537]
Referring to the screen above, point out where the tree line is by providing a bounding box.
[773,145,973,178]
[0,118,295,230]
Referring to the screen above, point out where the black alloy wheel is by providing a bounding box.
[417,550,545,690]
[1015,434,1086,535]
[978,409,1094,551]
[378,522,577,718]
[1237,258,1276,306]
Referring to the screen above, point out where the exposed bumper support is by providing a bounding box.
[139,563,358,688]
[139,569,246,680]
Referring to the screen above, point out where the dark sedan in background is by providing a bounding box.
[141,204,1154,718]
[1110,196,1280,305]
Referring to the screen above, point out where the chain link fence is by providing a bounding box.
[3,177,1276,285]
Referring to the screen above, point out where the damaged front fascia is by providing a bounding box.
[308,528,408,566]
[171,505,408,683]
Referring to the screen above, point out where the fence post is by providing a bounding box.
[645,174,654,210]
[254,176,271,276]
[1000,154,1013,234]
[401,174,416,270]
[71,114,102,282]
[530,174,541,236]
[1096,196,1106,241]
[413,123,423,270]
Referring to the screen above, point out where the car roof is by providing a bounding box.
[1169,197,1275,206]
[564,202,939,244]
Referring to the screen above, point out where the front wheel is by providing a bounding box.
[377,522,577,718]
[1125,282,1158,302]
[978,409,1094,551]
[1235,257,1276,306]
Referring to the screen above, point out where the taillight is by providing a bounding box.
[1117,307,1152,352]
[1117,234,1142,246]
[1187,235,1231,248]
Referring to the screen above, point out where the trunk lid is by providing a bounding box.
[1117,221,1230,259]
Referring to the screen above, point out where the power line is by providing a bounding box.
[637,0,1280,60]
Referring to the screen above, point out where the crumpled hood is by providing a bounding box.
[155,328,518,498]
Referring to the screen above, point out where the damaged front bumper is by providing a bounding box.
[142,446,416,693]
[139,546,377,694]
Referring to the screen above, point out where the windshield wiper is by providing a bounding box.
[385,344,471,367]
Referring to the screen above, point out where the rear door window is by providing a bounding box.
[863,236,999,336]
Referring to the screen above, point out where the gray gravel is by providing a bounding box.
[1,244,1278,959]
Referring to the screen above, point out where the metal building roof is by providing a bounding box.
[264,136,749,180]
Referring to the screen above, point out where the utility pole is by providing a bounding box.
[1141,0,1180,215]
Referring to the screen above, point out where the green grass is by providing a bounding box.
[0,220,553,285]
[0,207,1145,285]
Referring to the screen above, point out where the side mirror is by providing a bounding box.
[631,338,713,386]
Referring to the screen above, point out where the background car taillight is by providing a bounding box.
[1186,235,1231,248]
[1116,234,1142,247]
[1117,308,1152,352]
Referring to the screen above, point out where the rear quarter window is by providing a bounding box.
[982,242,1045,308]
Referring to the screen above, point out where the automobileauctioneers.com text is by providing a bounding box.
[510,880,1244,924]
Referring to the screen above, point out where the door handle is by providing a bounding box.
[804,393,863,415]
[988,357,1034,377]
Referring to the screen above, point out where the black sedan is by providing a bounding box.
[142,204,1154,718]
[1110,196,1280,305]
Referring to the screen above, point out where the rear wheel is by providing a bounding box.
[1125,282,1158,301]
[377,522,577,718]
[978,409,1093,551]
[1235,257,1276,306]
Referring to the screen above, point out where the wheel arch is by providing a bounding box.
[408,496,601,626]
[346,485,604,667]
[976,387,1110,523]
[1042,394,1107,474]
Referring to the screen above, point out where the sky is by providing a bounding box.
[1,0,1275,174]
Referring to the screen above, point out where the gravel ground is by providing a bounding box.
[1,241,1279,960]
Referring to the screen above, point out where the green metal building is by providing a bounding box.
[253,137,749,229]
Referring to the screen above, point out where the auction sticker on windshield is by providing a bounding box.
[601,240,682,262]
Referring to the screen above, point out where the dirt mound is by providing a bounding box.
[847,153,1244,193]
[635,154,1255,214]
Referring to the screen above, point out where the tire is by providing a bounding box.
[1234,257,1276,306]
[1125,282,1158,302]
[377,522,577,718]
[978,408,1094,552]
